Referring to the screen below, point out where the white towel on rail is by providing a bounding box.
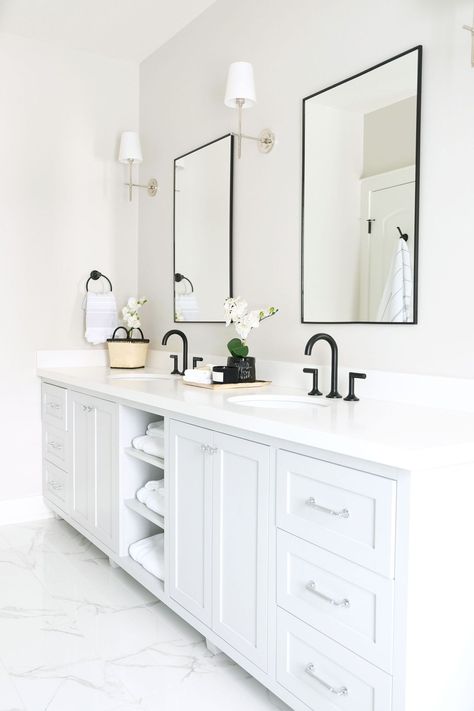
[84,292,117,344]
[377,240,413,323]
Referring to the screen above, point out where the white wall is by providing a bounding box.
[0,33,139,502]
[139,0,474,378]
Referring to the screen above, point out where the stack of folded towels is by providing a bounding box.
[129,533,164,581]
[135,479,165,517]
[132,420,164,458]
[183,364,213,386]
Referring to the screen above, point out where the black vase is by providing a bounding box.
[227,356,256,383]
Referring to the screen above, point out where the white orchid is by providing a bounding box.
[122,296,148,332]
[224,297,278,358]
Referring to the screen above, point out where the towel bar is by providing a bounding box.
[85,270,113,292]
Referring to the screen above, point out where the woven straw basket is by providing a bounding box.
[107,327,150,369]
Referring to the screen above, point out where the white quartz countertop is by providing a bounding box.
[38,366,474,471]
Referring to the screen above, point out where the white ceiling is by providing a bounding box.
[0,0,217,62]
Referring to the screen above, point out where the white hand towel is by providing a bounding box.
[136,479,164,505]
[131,435,164,458]
[146,421,165,438]
[147,421,164,432]
[84,292,117,345]
[377,239,413,323]
[143,489,165,516]
[183,367,212,385]
[129,533,164,580]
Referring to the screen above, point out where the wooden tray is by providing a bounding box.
[183,379,271,390]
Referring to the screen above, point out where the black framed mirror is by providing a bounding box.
[173,134,234,323]
[301,46,422,324]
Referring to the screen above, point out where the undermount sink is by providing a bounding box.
[227,394,329,409]
[108,371,173,380]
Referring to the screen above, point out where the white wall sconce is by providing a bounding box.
[119,131,158,202]
[224,62,275,159]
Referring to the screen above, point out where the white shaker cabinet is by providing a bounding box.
[168,420,213,626]
[168,420,270,670]
[70,391,117,550]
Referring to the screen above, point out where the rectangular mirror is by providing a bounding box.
[174,134,234,322]
[302,46,422,324]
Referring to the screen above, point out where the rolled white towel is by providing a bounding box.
[132,435,164,459]
[129,533,164,581]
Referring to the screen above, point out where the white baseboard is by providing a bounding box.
[0,496,54,526]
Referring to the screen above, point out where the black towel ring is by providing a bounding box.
[396,226,409,242]
[85,270,113,292]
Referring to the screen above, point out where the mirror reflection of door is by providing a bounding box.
[301,47,421,324]
[174,134,233,323]
[359,167,415,321]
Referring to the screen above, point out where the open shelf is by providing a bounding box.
[125,497,165,529]
[124,446,165,469]
[117,554,165,599]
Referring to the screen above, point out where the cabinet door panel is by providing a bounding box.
[212,433,270,671]
[93,399,117,550]
[71,392,94,530]
[169,421,213,625]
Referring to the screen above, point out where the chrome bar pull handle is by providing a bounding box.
[306,580,350,608]
[305,663,348,697]
[47,402,61,410]
[49,441,63,451]
[306,497,349,519]
[208,447,218,455]
[82,405,94,413]
[200,444,208,454]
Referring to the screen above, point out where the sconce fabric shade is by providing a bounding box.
[119,131,143,163]
[224,62,256,108]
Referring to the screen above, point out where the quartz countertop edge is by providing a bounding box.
[37,366,474,472]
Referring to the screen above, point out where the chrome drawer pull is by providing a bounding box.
[306,497,349,519]
[81,405,94,413]
[305,663,348,696]
[48,480,63,491]
[306,580,350,608]
[200,444,218,455]
[47,402,61,410]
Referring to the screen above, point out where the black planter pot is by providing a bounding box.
[227,356,256,383]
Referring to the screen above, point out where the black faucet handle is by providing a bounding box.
[192,356,204,369]
[344,372,367,402]
[303,367,322,397]
[169,354,181,376]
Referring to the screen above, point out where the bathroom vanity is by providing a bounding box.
[38,367,474,711]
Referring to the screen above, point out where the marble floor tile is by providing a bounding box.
[0,519,290,711]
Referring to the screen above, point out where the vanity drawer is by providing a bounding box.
[276,450,396,577]
[277,530,394,672]
[42,383,68,431]
[43,460,68,511]
[43,424,69,470]
[276,609,392,711]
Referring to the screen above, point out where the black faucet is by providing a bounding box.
[304,333,342,399]
[161,329,188,375]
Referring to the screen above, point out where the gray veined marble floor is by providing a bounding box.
[0,519,289,711]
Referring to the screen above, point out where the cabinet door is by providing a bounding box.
[71,392,94,531]
[212,433,270,671]
[70,392,117,549]
[169,420,213,625]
